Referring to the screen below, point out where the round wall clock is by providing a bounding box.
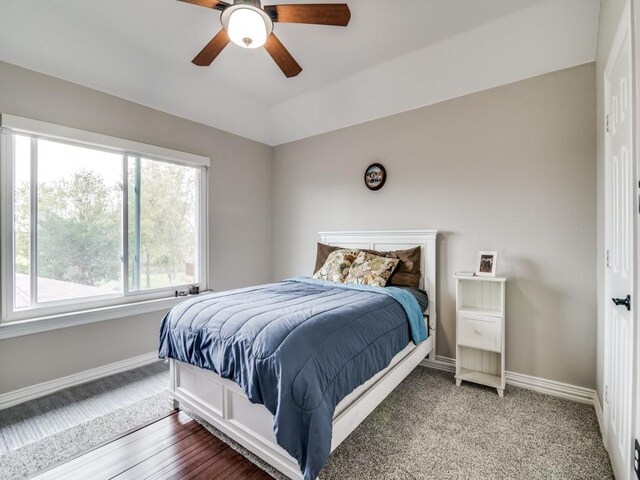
[364,163,387,191]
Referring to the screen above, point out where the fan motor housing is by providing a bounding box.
[233,0,262,7]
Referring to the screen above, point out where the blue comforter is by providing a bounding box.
[158,278,427,479]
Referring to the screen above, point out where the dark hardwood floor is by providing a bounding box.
[31,411,274,480]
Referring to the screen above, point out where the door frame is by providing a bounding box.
[633,0,640,469]
[603,1,638,479]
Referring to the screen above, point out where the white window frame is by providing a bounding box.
[0,114,209,335]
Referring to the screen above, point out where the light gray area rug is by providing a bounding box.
[0,361,168,454]
[0,391,174,480]
[0,365,613,480]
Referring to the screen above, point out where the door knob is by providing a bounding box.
[611,295,631,311]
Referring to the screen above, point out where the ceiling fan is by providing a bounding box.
[178,0,351,78]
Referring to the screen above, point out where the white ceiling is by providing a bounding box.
[0,0,600,146]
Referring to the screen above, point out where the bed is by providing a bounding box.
[161,230,438,479]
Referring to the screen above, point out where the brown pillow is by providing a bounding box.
[363,246,421,288]
[314,242,421,288]
[314,242,341,274]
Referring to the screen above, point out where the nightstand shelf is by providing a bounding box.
[456,368,503,389]
[454,275,506,397]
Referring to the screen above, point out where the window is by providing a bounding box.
[1,115,209,322]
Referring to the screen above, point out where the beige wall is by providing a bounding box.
[0,61,273,394]
[273,64,597,388]
[0,312,161,392]
[0,60,600,394]
[595,0,634,406]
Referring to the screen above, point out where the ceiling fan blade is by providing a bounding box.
[264,4,351,26]
[264,34,302,78]
[177,0,229,11]
[192,29,230,66]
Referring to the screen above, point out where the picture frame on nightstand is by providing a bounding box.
[476,251,497,277]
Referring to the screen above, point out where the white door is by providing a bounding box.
[604,2,635,479]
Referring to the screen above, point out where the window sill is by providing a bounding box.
[0,296,187,340]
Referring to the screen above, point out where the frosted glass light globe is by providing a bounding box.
[227,7,268,49]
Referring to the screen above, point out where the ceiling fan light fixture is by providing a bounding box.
[181,0,351,77]
[221,4,273,49]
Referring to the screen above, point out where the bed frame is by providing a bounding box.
[168,230,438,479]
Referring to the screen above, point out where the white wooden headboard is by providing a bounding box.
[319,230,438,357]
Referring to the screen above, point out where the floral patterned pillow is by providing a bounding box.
[313,249,360,283]
[345,251,400,288]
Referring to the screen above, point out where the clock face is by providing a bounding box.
[364,164,386,191]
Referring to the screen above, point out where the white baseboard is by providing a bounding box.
[593,391,604,435]
[506,370,595,404]
[421,355,456,373]
[0,351,160,410]
[1,350,604,429]
[421,356,597,405]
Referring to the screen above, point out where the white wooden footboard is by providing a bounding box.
[170,359,301,479]
[169,335,432,480]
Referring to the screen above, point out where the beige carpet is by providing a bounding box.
[189,367,613,479]
[316,368,612,479]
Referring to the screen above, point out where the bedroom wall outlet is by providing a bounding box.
[634,439,639,479]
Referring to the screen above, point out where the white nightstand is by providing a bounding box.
[454,275,507,397]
